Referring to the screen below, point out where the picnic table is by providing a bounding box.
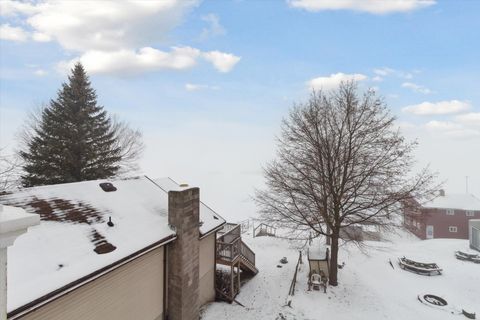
[398,257,442,276]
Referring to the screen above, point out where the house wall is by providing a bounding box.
[199,233,216,306]
[422,208,480,239]
[404,206,480,240]
[16,246,165,320]
[403,206,426,239]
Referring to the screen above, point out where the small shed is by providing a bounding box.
[307,241,330,278]
[470,219,480,252]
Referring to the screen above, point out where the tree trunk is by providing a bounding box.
[329,232,339,286]
[326,225,331,245]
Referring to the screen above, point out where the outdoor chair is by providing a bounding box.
[311,273,322,291]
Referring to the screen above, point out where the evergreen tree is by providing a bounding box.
[20,63,122,186]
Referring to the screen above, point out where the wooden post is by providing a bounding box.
[326,225,331,245]
[237,261,241,294]
[230,264,234,302]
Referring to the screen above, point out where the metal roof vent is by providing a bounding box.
[179,183,189,188]
[99,182,117,192]
[107,216,114,227]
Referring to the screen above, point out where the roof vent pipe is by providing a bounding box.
[107,216,114,227]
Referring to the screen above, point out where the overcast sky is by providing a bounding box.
[1,0,479,221]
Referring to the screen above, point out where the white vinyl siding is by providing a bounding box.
[18,246,165,320]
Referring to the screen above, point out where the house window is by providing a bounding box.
[466,210,474,217]
[446,209,454,215]
[448,226,457,233]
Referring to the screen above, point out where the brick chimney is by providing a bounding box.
[167,188,200,320]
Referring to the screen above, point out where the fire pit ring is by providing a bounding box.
[418,294,476,319]
[423,294,447,307]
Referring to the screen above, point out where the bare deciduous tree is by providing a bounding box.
[255,82,437,286]
[0,148,22,192]
[111,116,145,177]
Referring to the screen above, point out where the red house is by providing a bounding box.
[403,190,480,240]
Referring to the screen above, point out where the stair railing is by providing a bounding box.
[240,240,256,266]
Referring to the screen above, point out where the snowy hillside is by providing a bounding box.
[202,231,479,320]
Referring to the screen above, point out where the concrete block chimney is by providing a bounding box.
[167,188,200,320]
[0,204,40,320]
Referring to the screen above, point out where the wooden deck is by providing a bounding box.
[216,223,258,302]
[253,223,276,237]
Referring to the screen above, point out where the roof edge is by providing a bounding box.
[145,175,228,234]
[8,234,177,319]
[200,221,226,239]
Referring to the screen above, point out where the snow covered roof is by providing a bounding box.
[0,175,225,312]
[308,239,328,261]
[422,193,480,211]
[153,177,225,236]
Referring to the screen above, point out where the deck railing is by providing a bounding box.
[238,219,250,233]
[217,223,241,243]
[253,223,276,237]
[217,237,241,261]
[217,236,256,267]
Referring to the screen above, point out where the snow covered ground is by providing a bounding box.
[202,230,479,320]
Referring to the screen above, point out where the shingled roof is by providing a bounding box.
[0,176,225,313]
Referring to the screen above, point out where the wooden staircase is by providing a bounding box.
[216,223,258,302]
